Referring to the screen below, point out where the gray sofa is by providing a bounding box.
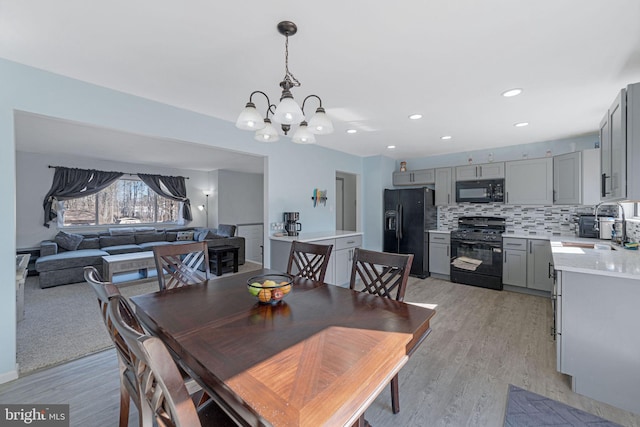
[35,225,245,288]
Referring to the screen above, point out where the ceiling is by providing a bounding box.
[3,1,640,165]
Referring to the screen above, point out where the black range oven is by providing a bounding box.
[450,216,505,290]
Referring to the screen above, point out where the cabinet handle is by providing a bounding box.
[506,192,509,203]
[553,190,556,202]
[529,241,532,254]
[548,262,555,279]
[446,245,449,256]
[475,166,479,177]
[479,166,483,177]
[504,250,507,263]
[601,173,610,197]
[347,240,355,244]
[448,193,450,204]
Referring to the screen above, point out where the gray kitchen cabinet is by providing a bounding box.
[434,167,455,205]
[553,152,581,205]
[553,269,640,414]
[428,232,450,278]
[502,238,527,287]
[503,237,552,292]
[333,235,362,287]
[393,168,435,186]
[455,162,505,181]
[599,82,640,201]
[505,157,553,205]
[553,149,601,205]
[527,239,553,292]
[269,233,362,286]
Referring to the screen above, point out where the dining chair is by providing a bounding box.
[286,240,333,282]
[107,295,236,427]
[153,241,210,290]
[348,248,414,414]
[84,266,144,427]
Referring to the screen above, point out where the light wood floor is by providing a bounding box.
[2,277,639,427]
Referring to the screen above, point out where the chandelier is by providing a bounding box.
[235,21,333,144]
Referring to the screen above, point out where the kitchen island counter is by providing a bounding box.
[270,230,362,242]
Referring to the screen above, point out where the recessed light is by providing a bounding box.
[346,129,357,134]
[408,114,423,120]
[502,88,523,97]
[441,135,452,140]
[514,122,529,127]
[387,145,396,149]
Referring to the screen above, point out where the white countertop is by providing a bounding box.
[500,233,640,279]
[428,229,451,234]
[270,230,363,242]
[549,238,640,280]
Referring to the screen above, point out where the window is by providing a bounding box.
[60,178,181,226]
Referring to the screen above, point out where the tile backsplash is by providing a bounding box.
[437,203,620,236]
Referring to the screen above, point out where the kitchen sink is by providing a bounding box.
[559,241,616,250]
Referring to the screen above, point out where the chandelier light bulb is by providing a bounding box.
[273,96,304,125]
[235,103,266,131]
[255,119,280,142]
[292,122,316,144]
[308,107,334,135]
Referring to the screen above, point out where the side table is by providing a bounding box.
[16,254,30,322]
[209,245,239,276]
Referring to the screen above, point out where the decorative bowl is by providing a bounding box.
[247,273,293,305]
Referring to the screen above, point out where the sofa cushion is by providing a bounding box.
[134,226,156,234]
[100,235,136,247]
[138,241,173,250]
[135,231,166,244]
[55,231,84,251]
[217,224,236,237]
[102,244,142,255]
[109,227,135,235]
[77,237,101,250]
[35,249,109,272]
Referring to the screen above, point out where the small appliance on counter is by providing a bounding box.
[576,214,598,238]
[283,212,302,236]
[598,218,615,240]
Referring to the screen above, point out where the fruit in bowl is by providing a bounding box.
[247,274,293,305]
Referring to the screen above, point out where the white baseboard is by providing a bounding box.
[0,365,18,384]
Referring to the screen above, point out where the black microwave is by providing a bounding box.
[456,179,505,203]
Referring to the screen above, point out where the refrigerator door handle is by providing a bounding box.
[398,204,403,240]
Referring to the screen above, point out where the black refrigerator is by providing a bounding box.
[383,187,437,278]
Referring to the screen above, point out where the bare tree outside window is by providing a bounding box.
[62,178,179,226]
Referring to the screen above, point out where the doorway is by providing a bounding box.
[336,171,357,231]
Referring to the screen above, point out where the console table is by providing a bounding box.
[209,245,239,276]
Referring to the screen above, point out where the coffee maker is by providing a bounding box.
[283,212,302,236]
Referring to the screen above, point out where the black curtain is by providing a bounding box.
[138,174,192,221]
[42,167,123,227]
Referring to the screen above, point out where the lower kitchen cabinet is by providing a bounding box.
[502,237,553,292]
[269,233,362,287]
[428,232,450,278]
[333,235,363,287]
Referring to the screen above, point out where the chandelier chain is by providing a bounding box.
[284,35,301,87]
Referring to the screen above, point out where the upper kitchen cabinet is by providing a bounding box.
[434,167,455,205]
[456,162,505,181]
[553,149,600,205]
[505,157,553,205]
[393,168,435,186]
[600,82,640,201]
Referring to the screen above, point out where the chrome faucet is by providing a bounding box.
[593,202,626,243]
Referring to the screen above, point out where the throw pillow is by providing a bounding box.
[216,224,236,237]
[54,231,84,251]
[176,231,195,241]
[194,230,209,242]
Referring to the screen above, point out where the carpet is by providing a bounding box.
[504,385,622,426]
[17,261,263,374]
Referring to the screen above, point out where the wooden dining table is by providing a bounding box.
[130,268,436,427]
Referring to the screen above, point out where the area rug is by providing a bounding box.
[17,261,263,374]
[504,385,622,426]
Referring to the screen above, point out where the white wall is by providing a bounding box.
[16,151,211,248]
[336,171,357,231]
[362,155,396,250]
[217,170,263,227]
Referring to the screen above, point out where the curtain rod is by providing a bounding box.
[47,165,189,179]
